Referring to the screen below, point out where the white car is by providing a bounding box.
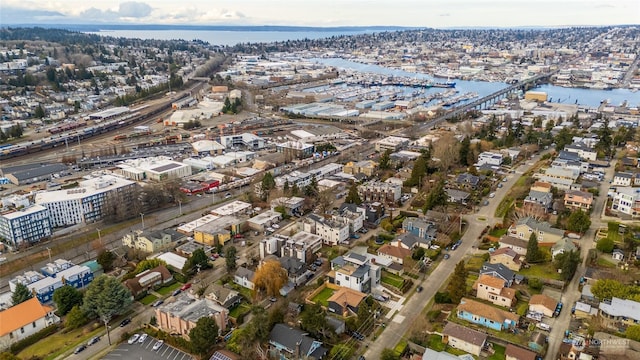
[153,340,164,351]
[128,334,140,344]
[489,193,495,198]
[272,223,280,229]
[138,333,148,344]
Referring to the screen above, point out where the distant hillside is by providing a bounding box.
[4,24,414,33]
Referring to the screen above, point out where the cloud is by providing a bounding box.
[439,13,451,17]
[0,6,66,23]
[118,1,153,18]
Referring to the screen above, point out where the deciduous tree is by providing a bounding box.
[345,182,362,205]
[596,237,615,253]
[183,248,210,274]
[379,149,392,170]
[253,260,288,298]
[329,344,354,360]
[554,250,581,281]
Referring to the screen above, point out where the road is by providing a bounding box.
[545,160,617,360]
[364,153,546,357]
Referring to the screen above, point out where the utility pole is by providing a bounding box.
[140,213,145,230]
[97,228,102,246]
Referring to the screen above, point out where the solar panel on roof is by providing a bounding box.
[210,352,232,360]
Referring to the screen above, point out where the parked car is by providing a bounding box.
[153,340,164,351]
[128,334,140,344]
[74,345,86,354]
[416,286,423,293]
[152,300,164,307]
[351,331,365,341]
[225,193,232,199]
[443,254,450,260]
[181,283,192,291]
[138,333,148,343]
[373,294,389,302]
[313,259,323,266]
[119,318,131,327]
[272,223,280,229]
[489,192,496,198]
[87,336,100,346]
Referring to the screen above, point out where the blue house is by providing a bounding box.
[402,217,437,241]
[456,298,519,331]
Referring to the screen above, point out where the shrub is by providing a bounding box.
[434,292,452,304]
[528,278,543,291]
[10,325,60,354]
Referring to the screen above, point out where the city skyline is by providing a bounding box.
[1,0,639,28]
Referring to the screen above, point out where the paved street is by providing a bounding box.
[364,153,546,357]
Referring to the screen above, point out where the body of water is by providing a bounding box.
[87,29,371,47]
[314,58,640,108]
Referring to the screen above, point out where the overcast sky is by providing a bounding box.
[2,0,638,27]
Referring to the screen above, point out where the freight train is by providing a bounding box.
[0,99,181,161]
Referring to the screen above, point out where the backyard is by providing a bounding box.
[312,287,336,307]
[519,263,562,281]
[381,271,405,289]
[156,282,182,296]
[139,293,158,305]
[488,344,506,360]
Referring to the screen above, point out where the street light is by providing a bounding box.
[97,228,102,246]
[104,320,112,345]
[178,200,182,216]
[46,247,52,262]
[140,213,145,230]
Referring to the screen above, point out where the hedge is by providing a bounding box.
[10,324,60,354]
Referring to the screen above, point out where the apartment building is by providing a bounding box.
[0,204,51,248]
[155,296,228,339]
[35,175,136,227]
[374,136,409,152]
[477,151,503,166]
[611,187,640,217]
[402,217,438,241]
[358,181,401,203]
[301,214,350,246]
[122,230,175,253]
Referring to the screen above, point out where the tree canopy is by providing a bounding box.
[82,275,132,324]
[526,232,542,263]
[590,279,640,301]
[225,246,237,271]
[253,260,288,299]
[11,283,33,306]
[447,260,467,304]
[97,250,116,272]
[345,182,362,205]
[300,303,334,341]
[566,210,591,233]
[404,154,428,187]
[595,237,615,253]
[379,149,392,170]
[553,250,581,281]
[189,317,219,355]
[53,285,83,316]
[134,258,166,274]
[183,248,210,274]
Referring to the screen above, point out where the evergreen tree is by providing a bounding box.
[447,261,467,304]
[566,210,591,234]
[53,285,83,316]
[423,180,447,212]
[379,149,392,170]
[11,283,33,306]
[345,182,362,205]
[189,317,219,355]
[459,137,471,166]
[34,105,45,118]
[526,232,541,263]
[404,154,428,187]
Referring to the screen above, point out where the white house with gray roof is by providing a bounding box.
[599,297,640,328]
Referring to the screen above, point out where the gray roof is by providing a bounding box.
[8,163,68,181]
[456,173,480,186]
[344,252,367,264]
[552,238,577,254]
[557,150,581,161]
[525,190,553,205]
[443,322,487,346]
[516,217,564,236]
[446,188,470,201]
[352,264,370,278]
[331,256,346,267]
[480,262,515,282]
[398,233,429,248]
[614,172,634,179]
[268,324,328,359]
[235,267,255,280]
[499,235,528,248]
[599,298,640,321]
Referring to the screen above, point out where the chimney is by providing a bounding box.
[295,340,301,360]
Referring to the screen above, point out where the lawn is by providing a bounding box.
[381,271,405,289]
[516,302,529,316]
[312,287,336,306]
[488,228,508,238]
[229,303,252,319]
[519,262,562,281]
[465,255,487,272]
[427,334,446,351]
[18,324,104,360]
[156,282,182,296]
[607,222,624,243]
[488,344,506,360]
[139,293,158,305]
[597,257,617,268]
[466,273,479,293]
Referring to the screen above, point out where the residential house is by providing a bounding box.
[529,332,546,353]
[612,249,625,261]
[456,297,519,331]
[523,190,553,214]
[529,294,558,318]
[327,287,367,316]
[343,160,377,177]
[280,231,323,264]
[121,230,176,253]
[505,344,537,360]
[599,297,640,328]
[155,296,228,339]
[551,158,588,174]
[302,214,350,246]
[473,274,516,308]
[205,284,242,309]
[234,267,255,290]
[271,196,305,216]
[564,143,597,161]
[564,190,594,212]
[421,349,459,360]
[498,236,528,256]
[489,247,523,272]
[124,265,173,298]
[551,238,578,259]
[537,168,579,190]
[268,323,328,360]
[480,262,516,287]
[573,302,598,319]
[557,150,582,162]
[611,187,640,217]
[329,251,382,294]
[279,256,311,287]
[0,297,60,350]
[530,181,552,193]
[613,172,634,187]
[508,217,565,246]
[209,350,240,360]
[357,181,401,203]
[396,232,431,250]
[445,188,471,204]
[402,217,438,242]
[456,173,481,189]
[441,322,487,356]
[377,244,412,265]
[477,151,503,166]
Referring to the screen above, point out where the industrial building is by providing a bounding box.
[276,141,315,160]
[219,133,266,150]
[116,156,192,181]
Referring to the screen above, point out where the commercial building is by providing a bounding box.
[210,200,253,217]
[35,174,136,227]
[343,160,378,177]
[374,136,409,152]
[155,296,228,339]
[247,210,282,231]
[0,204,51,248]
[1,163,70,185]
[220,133,265,150]
[0,297,59,350]
[270,197,305,216]
[116,156,192,181]
[190,140,225,155]
[276,141,314,160]
[193,216,243,246]
[177,214,220,236]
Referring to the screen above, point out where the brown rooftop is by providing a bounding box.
[505,344,537,360]
[442,322,487,347]
[457,298,520,323]
[529,294,558,311]
[473,274,506,290]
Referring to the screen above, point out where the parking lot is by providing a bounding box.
[101,335,195,360]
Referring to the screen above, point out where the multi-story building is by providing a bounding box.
[302,214,350,246]
[613,172,634,187]
[473,274,516,308]
[402,217,437,241]
[0,204,51,248]
[116,156,192,181]
[343,160,378,177]
[281,231,323,264]
[35,175,136,227]
[270,197,305,216]
[477,151,503,166]
[611,187,640,217]
[489,248,523,272]
[122,230,175,253]
[193,216,243,246]
[219,133,265,150]
[537,168,579,190]
[329,251,385,294]
[10,259,93,303]
[564,143,597,161]
[155,296,228,338]
[267,324,328,360]
[374,136,409,152]
[564,190,594,211]
[358,181,401,203]
[508,217,564,246]
[276,141,314,160]
[0,297,60,350]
